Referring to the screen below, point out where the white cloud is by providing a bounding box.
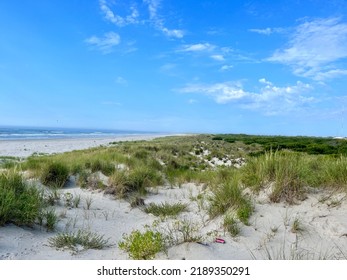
[210,54,225,61]
[179,43,215,52]
[161,27,184,38]
[268,18,347,81]
[99,0,139,26]
[179,82,248,104]
[220,65,233,71]
[179,79,314,115]
[249,27,285,35]
[85,32,120,53]
[313,69,347,81]
[144,0,184,38]
[97,0,183,39]
[144,0,159,19]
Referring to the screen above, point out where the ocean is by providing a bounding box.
[0,126,155,140]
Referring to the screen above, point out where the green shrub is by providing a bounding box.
[41,162,69,188]
[118,229,165,260]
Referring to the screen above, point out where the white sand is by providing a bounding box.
[0,134,167,158]
[0,136,347,260]
[1,180,346,260]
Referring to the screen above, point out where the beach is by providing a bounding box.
[1,135,347,260]
[0,134,166,158]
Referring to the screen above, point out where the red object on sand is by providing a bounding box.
[215,238,225,244]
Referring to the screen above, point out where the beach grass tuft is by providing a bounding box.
[41,162,69,188]
[208,172,253,224]
[0,171,44,227]
[49,230,111,252]
[144,202,188,217]
[223,214,240,237]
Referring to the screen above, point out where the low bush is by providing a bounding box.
[118,229,165,260]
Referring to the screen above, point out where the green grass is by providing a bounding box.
[49,230,111,252]
[108,166,164,197]
[144,202,188,217]
[4,134,347,231]
[43,208,59,232]
[242,150,347,203]
[41,162,69,188]
[208,171,253,224]
[223,214,240,237]
[0,171,44,226]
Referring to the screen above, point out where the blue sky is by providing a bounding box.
[1,0,347,136]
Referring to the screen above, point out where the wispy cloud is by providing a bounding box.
[220,65,233,71]
[268,17,347,81]
[144,0,184,38]
[210,54,225,61]
[179,43,216,52]
[99,0,139,26]
[98,0,183,39]
[85,32,120,53]
[179,82,248,104]
[249,27,285,35]
[179,79,314,115]
[178,43,231,63]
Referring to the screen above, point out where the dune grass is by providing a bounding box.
[0,171,44,226]
[208,171,253,224]
[241,150,347,203]
[223,214,240,237]
[144,202,188,217]
[49,230,111,252]
[3,134,347,233]
[108,166,164,197]
[41,162,70,188]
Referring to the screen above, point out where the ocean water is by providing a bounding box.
[0,126,154,140]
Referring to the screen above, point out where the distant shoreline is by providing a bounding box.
[0,134,175,158]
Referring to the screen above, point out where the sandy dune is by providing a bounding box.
[1,178,346,260]
[1,137,347,260]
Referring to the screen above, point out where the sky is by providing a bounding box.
[1,0,347,136]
